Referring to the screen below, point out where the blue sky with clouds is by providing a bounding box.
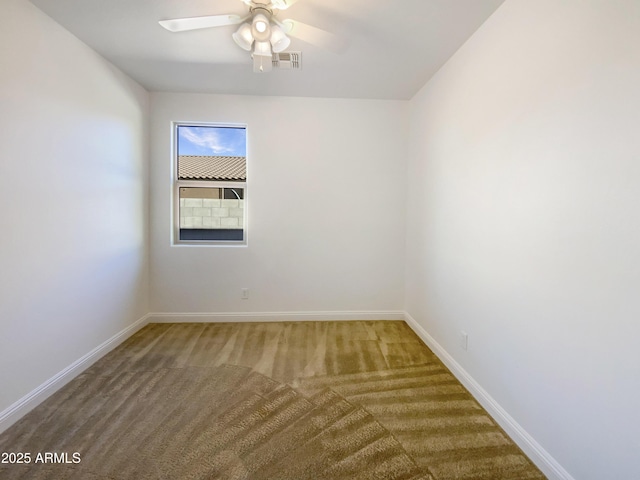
[178,125,246,156]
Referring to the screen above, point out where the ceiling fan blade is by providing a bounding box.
[281,19,348,53]
[159,14,243,33]
[271,0,300,10]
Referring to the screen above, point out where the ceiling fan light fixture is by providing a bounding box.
[252,41,273,73]
[251,13,271,42]
[253,41,272,57]
[159,0,345,73]
[270,24,290,53]
[232,22,254,51]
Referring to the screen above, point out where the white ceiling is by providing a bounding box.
[29,0,505,100]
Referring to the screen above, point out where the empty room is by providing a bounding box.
[0,0,638,479]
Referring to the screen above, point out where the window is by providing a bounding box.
[174,124,247,244]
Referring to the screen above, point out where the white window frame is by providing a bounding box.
[172,122,248,247]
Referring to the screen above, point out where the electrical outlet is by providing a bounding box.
[241,288,249,300]
[460,331,468,351]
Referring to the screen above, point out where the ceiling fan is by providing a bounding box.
[159,0,347,73]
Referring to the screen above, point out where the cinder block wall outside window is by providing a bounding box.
[180,198,244,228]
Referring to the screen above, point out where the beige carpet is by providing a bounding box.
[0,321,546,479]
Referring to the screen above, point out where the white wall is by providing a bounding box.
[0,0,149,417]
[405,1,640,479]
[150,93,407,316]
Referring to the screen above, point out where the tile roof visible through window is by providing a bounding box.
[178,156,246,181]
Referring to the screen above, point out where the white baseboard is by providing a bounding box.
[403,312,575,480]
[0,314,151,435]
[149,310,405,323]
